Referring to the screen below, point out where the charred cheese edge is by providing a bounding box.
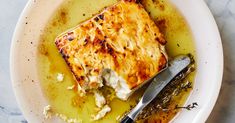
[55,0,167,100]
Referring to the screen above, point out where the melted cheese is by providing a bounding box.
[103,69,132,100]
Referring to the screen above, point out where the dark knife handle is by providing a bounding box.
[120,115,134,123]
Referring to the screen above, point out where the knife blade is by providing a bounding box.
[120,55,191,123]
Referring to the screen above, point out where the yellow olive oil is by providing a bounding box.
[38,0,196,122]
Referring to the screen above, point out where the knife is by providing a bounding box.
[120,55,191,123]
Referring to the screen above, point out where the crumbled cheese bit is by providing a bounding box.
[67,118,81,123]
[116,115,121,121]
[92,105,111,120]
[88,75,103,88]
[43,105,52,119]
[94,91,106,108]
[67,85,75,90]
[57,73,64,82]
[56,113,82,123]
[77,84,86,97]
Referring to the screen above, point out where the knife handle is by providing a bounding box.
[120,115,134,123]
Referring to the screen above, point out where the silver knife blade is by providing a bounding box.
[126,55,191,121]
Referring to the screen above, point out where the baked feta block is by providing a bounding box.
[55,0,167,100]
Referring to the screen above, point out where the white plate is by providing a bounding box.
[10,0,223,123]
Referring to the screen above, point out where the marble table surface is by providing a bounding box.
[0,0,234,122]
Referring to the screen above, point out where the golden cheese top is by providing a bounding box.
[55,0,167,90]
